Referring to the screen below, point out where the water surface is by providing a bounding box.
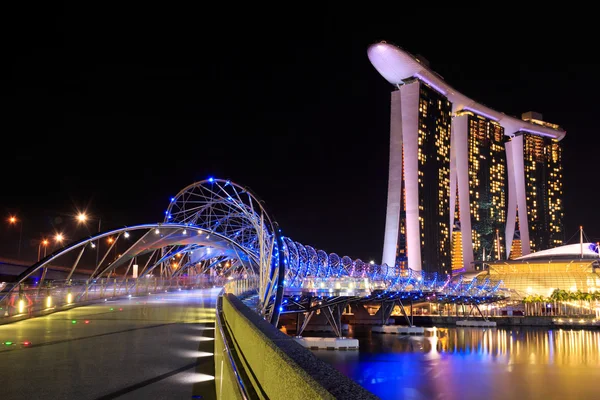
[311,326,600,399]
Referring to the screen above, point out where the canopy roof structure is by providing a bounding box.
[367,41,566,141]
[514,243,600,261]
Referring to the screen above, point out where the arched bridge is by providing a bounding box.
[0,179,507,327]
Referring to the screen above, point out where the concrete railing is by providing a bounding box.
[215,290,378,400]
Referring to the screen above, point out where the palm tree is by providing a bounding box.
[522,296,532,316]
[535,295,546,315]
[551,289,570,316]
[584,292,593,316]
[560,289,570,315]
[572,290,585,315]
[550,289,559,316]
[594,292,600,317]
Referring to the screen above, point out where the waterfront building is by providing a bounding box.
[367,42,566,274]
[479,242,600,298]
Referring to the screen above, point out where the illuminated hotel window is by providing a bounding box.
[403,83,452,274]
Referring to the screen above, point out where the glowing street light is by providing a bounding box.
[76,212,88,223]
[8,215,23,260]
[38,239,49,261]
[107,237,114,244]
[55,233,64,243]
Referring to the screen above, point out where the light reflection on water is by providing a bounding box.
[311,326,600,400]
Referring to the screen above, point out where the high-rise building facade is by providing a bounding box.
[382,80,451,275]
[368,42,566,273]
[415,81,452,273]
[506,116,564,255]
[462,111,507,261]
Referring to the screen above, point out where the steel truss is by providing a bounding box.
[0,178,509,327]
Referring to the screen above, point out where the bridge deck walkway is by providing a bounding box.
[0,288,219,400]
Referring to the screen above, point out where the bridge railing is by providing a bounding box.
[0,275,223,320]
[223,276,259,298]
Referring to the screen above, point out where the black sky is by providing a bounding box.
[1,5,598,262]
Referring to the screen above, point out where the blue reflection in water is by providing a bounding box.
[311,326,600,400]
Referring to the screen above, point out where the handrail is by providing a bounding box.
[215,289,251,400]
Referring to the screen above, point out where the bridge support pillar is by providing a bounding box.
[470,304,489,322]
[397,299,413,327]
[296,310,315,337]
[380,300,397,325]
[321,301,348,338]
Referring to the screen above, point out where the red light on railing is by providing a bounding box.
[84,320,90,324]
[23,341,31,346]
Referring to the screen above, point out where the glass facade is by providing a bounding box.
[547,140,564,247]
[412,83,452,274]
[462,112,507,260]
[486,260,600,298]
[522,133,564,252]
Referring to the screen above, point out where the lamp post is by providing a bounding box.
[37,239,49,261]
[8,216,23,260]
[76,212,102,268]
[54,233,64,247]
[39,234,64,289]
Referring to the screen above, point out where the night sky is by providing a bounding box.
[1,5,598,262]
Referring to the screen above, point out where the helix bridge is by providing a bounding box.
[0,179,508,328]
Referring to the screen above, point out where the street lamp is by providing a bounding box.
[75,211,101,233]
[38,239,49,261]
[8,215,23,260]
[76,212,88,224]
[76,211,102,267]
[55,233,64,244]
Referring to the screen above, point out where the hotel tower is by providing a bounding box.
[367,42,566,275]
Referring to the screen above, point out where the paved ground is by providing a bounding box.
[0,288,220,399]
